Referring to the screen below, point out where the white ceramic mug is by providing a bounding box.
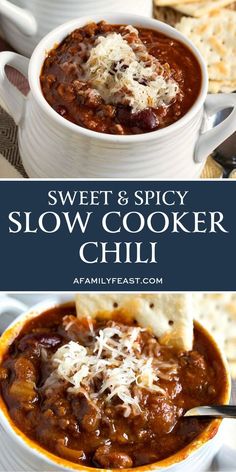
[0,0,153,57]
[0,299,231,472]
[0,14,236,179]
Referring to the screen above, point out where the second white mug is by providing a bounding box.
[0,0,153,57]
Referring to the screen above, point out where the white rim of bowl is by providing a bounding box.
[28,13,208,143]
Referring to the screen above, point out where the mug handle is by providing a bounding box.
[0,51,29,125]
[0,295,28,334]
[0,295,27,316]
[0,0,37,36]
[194,93,236,164]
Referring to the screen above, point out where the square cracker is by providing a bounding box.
[75,293,193,351]
[155,0,207,6]
[172,0,235,17]
[192,293,236,378]
[208,79,236,92]
[176,10,236,80]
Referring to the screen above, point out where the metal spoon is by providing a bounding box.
[184,405,236,419]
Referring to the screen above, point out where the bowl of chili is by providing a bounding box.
[0,298,231,472]
[0,14,236,178]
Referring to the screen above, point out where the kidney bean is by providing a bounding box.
[18,333,62,352]
[117,107,158,132]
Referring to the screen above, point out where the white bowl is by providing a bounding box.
[0,299,231,472]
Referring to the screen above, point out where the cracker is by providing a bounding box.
[201,155,224,178]
[75,293,193,351]
[129,294,193,351]
[75,294,134,319]
[155,0,205,6]
[208,79,236,92]
[75,293,236,377]
[172,0,235,17]
[229,362,236,379]
[176,10,236,80]
[192,294,236,378]
[228,0,236,9]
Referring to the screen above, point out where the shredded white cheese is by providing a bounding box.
[50,322,177,415]
[84,26,179,112]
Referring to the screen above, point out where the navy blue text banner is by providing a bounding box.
[0,180,235,291]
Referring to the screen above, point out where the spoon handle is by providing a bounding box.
[184,405,236,419]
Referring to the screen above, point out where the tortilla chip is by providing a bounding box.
[172,0,235,17]
[176,10,236,80]
[192,294,236,378]
[75,293,194,351]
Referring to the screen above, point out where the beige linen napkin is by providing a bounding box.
[0,153,21,177]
